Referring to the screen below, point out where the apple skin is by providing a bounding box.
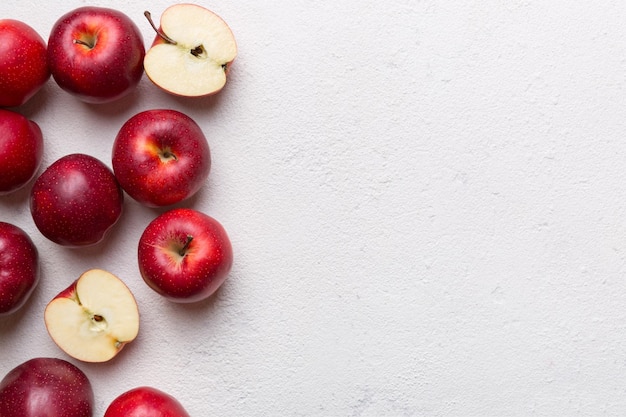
[0,222,39,316]
[112,109,211,207]
[0,109,44,194]
[0,19,50,107]
[30,153,124,247]
[47,6,145,103]
[138,208,233,303]
[0,357,94,417]
[104,386,191,417]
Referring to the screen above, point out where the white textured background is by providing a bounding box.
[3,0,626,415]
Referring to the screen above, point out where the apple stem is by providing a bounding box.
[144,10,177,45]
[74,39,95,49]
[161,150,178,161]
[179,235,194,257]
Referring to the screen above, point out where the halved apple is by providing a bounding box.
[44,269,140,363]
[143,4,237,97]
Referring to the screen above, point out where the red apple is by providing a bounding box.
[112,109,211,207]
[104,386,190,417]
[0,357,94,417]
[0,19,50,107]
[0,109,43,194]
[47,6,145,103]
[138,208,233,303]
[143,4,237,97]
[0,222,39,316]
[30,153,124,247]
[45,269,140,363]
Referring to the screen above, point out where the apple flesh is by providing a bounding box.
[143,4,237,97]
[138,208,233,303]
[0,222,39,316]
[112,109,211,207]
[104,386,191,417]
[47,6,145,103]
[30,153,124,247]
[0,357,94,417]
[44,268,140,363]
[0,109,43,194]
[0,19,50,107]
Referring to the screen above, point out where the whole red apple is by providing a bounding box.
[0,109,43,194]
[47,6,145,103]
[0,357,94,417]
[0,222,39,316]
[0,19,50,107]
[138,208,233,303]
[112,109,211,207]
[104,386,191,417]
[30,153,124,247]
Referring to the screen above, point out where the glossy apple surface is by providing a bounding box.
[0,109,43,194]
[112,109,211,207]
[138,208,233,303]
[104,386,191,417]
[0,357,94,417]
[143,4,237,97]
[47,6,145,103]
[0,19,50,107]
[0,222,39,316]
[30,153,124,247]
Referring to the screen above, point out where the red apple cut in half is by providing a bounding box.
[44,268,139,363]
[143,4,237,97]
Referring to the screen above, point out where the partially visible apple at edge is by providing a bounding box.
[0,357,94,417]
[0,222,39,316]
[0,19,50,107]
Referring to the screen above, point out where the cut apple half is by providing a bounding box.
[144,4,237,97]
[44,269,140,363]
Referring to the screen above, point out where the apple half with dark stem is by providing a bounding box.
[44,268,140,363]
[143,4,237,97]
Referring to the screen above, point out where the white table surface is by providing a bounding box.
[3,0,626,415]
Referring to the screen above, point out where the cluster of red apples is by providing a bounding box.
[0,4,237,416]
